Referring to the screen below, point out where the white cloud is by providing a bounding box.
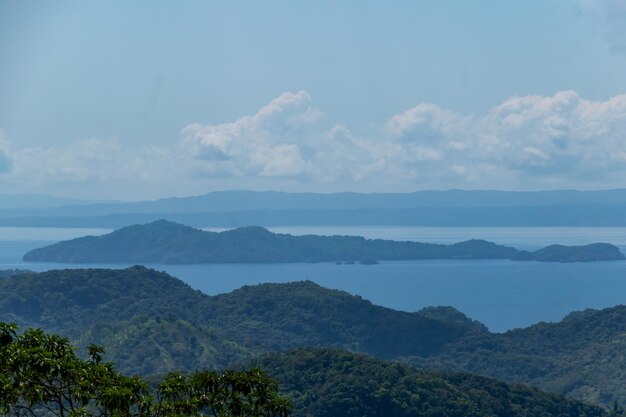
[361,90,626,187]
[6,90,626,195]
[7,138,181,187]
[0,132,13,174]
[182,92,402,185]
[181,91,320,178]
[387,103,471,142]
[478,91,626,177]
[179,90,626,189]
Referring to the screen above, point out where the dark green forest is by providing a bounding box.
[254,348,613,417]
[2,321,617,417]
[405,304,626,406]
[3,267,626,410]
[0,269,32,279]
[0,323,291,417]
[0,267,485,370]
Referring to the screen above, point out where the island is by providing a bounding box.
[22,220,626,264]
[512,243,626,263]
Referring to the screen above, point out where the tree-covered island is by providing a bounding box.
[22,220,626,264]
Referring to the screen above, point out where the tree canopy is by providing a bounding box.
[0,322,291,417]
[254,348,613,417]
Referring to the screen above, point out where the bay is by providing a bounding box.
[2,226,626,332]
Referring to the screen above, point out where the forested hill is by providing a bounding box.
[407,303,626,407]
[0,266,485,374]
[5,267,626,407]
[22,220,625,263]
[254,348,610,417]
[0,269,33,278]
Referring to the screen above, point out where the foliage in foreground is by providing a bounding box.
[0,323,291,417]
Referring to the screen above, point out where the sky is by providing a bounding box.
[1,0,626,200]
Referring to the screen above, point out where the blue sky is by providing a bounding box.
[1,0,626,199]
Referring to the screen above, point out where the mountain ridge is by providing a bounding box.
[4,266,626,406]
[7,189,626,227]
[0,266,485,364]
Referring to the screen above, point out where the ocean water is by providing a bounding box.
[2,226,626,332]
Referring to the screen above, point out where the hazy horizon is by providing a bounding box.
[11,187,626,206]
[2,1,626,200]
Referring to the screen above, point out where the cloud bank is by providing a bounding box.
[181,90,626,189]
[3,90,626,196]
[3,138,180,189]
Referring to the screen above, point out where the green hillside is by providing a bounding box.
[0,267,484,369]
[74,315,252,375]
[203,280,486,358]
[3,266,626,407]
[253,348,610,417]
[0,266,209,337]
[0,269,33,279]
[408,305,626,406]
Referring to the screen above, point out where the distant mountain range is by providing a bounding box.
[0,193,114,210]
[5,189,626,226]
[3,266,626,408]
[22,220,625,263]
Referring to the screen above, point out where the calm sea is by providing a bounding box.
[2,226,626,333]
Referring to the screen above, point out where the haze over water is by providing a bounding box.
[3,225,626,332]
